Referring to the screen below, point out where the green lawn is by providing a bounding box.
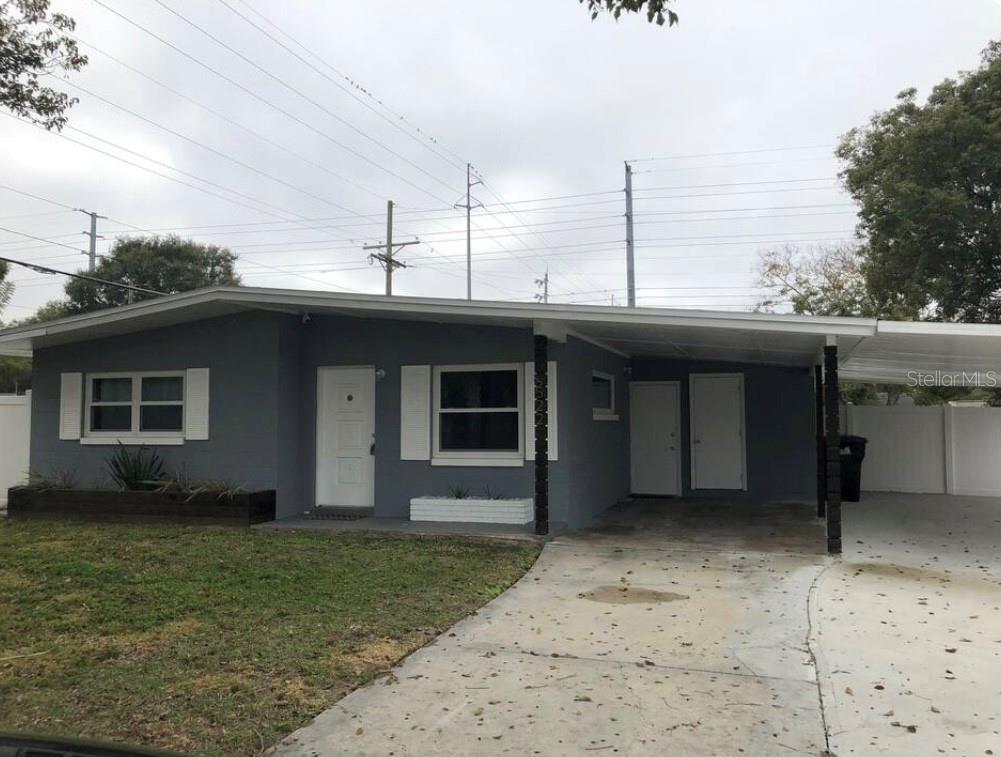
[0,521,540,756]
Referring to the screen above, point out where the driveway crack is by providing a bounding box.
[805,559,836,755]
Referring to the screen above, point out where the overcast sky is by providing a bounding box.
[1,0,999,318]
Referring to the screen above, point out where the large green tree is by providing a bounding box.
[62,235,241,314]
[0,261,28,392]
[0,0,87,130]
[837,41,1001,323]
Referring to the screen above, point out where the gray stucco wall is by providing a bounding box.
[29,311,287,498]
[297,314,572,523]
[630,357,815,502]
[561,337,631,527]
[27,306,812,527]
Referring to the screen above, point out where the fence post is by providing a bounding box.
[943,404,955,495]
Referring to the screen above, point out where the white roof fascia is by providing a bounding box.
[0,286,880,349]
[876,320,1001,337]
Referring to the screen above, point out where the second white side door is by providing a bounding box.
[690,373,746,491]
[629,382,681,496]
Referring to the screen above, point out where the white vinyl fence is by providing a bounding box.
[847,403,1001,496]
[0,392,31,505]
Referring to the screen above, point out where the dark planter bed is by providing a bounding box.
[6,487,276,526]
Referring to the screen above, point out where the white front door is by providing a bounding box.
[316,367,375,508]
[629,382,681,496]
[690,373,746,490]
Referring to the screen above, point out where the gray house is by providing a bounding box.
[2,286,995,548]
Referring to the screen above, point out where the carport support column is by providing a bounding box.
[815,364,826,518]
[824,343,842,555]
[533,334,549,536]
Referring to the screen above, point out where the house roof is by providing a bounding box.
[2,285,1000,384]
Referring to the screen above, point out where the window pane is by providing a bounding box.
[440,411,519,451]
[140,404,183,432]
[441,370,518,409]
[591,375,613,410]
[92,377,132,403]
[142,376,183,402]
[91,405,132,431]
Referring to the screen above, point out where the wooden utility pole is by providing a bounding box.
[363,200,419,296]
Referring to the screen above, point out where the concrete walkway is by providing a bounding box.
[272,495,1001,756]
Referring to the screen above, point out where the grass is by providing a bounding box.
[0,521,540,756]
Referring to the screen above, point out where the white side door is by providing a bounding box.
[316,367,375,508]
[629,382,681,496]
[690,373,746,491]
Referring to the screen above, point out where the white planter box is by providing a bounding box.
[409,496,534,525]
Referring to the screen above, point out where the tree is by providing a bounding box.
[62,235,241,315]
[837,41,1001,323]
[0,260,12,315]
[755,244,916,405]
[580,0,679,26]
[0,0,87,130]
[755,243,916,319]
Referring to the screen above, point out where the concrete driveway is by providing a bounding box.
[273,495,1001,756]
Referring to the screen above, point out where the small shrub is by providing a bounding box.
[483,485,506,500]
[24,469,77,490]
[156,474,246,502]
[106,444,165,491]
[447,484,470,499]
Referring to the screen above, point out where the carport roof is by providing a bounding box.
[1,285,999,384]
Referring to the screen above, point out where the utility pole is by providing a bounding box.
[454,163,482,301]
[624,162,636,307]
[534,268,549,304]
[76,208,106,273]
[363,200,419,296]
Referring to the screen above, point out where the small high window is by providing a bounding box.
[591,371,617,420]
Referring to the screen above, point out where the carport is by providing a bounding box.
[543,310,1001,554]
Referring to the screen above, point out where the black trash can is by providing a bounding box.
[839,434,868,502]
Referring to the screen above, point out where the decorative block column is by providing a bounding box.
[824,343,842,555]
[533,334,549,536]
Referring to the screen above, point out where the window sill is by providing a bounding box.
[80,436,185,446]
[593,413,620,422]
[431,457,524,467]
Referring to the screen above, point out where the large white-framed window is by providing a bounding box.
[84,371,185,443]
[432,363,524,466]
[592,370,618,421]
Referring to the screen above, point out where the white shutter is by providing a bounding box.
[525,361,558,461]
[59,372,82,440]
[400,365,431,460]
[184,368,210,440]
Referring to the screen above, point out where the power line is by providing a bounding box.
[627,144,835,163]
[69,34,385,206]
[0,254,164,296]
[215,0,467,172]
[143,0,462,203]
[632,157,836,174]
[0,183,76,211]
[60,79,366,219]
[90,0,453,204]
